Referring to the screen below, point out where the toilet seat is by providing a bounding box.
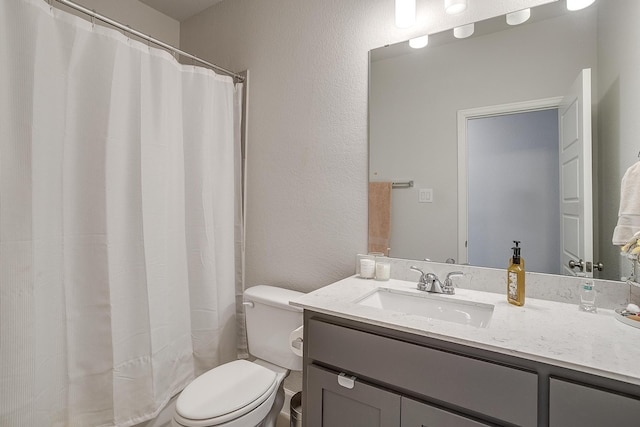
[173,360,278,427]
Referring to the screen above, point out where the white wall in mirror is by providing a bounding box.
[597,0,640,282]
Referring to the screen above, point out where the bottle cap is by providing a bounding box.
[511,240,521,264]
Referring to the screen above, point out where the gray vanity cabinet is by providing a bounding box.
[549,378,640,426]
[303,311,640,427]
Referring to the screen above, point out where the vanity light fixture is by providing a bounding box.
[453,23,474,39]
[395,0,416,28]
[445,0,467,15]
[566,0,596,11]
[409,35,429,49]
[506,8,531,25]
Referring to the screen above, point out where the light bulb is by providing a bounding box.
[453,23,474,39]
[445,0,467,15]
[567,0,596,11]
[506,8,531,26]
[395,0,416,29]
[409,35,429,49]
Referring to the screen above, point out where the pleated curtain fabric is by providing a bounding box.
[0,0,242,425]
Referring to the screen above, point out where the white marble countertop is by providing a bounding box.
[291,276,640,386]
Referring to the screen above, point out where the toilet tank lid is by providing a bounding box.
[244,285,304,312]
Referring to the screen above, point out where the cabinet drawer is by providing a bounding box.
[402,397,491,427]
[549,378,640,426]
[307,319,538,427]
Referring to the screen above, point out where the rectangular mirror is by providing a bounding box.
[368,0,640,281]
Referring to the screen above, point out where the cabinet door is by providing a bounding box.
[402,397,491,427]
[306,364,401,427]
[550,378,640,426]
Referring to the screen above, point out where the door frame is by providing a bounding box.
[457,97,563,265]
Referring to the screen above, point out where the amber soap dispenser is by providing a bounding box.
[507,241,525,306]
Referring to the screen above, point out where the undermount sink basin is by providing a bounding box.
[354,288,494,328]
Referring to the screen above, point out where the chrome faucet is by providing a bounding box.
[425,273,445,293]
[410,267,464,294]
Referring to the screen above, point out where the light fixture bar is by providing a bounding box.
[409,35,429,49]
[506,8,531,26]
[453,23,474,39]
[395,0,416,28]
[445,0,467,15]
[567,0,596,11]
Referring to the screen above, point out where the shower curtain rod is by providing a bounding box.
[50,0,245,83]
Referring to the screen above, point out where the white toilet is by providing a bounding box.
[172,285,304,427]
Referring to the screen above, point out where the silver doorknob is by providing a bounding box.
[568,259,585,271]
[594,262,604,271]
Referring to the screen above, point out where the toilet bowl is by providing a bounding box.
[172,286,303,427]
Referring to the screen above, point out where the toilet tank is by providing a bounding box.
[244,285,304,371]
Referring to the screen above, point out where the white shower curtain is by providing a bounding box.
[0,0,242,426]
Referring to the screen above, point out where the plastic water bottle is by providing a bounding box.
[579,279,597,313]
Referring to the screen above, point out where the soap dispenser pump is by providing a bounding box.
[507,240,525,306]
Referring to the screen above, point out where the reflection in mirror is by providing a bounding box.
[368,0,640,281]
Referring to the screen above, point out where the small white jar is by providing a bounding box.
[359,258,376,279]
[375,257,391,281]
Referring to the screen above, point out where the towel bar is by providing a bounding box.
[392,180,413,188]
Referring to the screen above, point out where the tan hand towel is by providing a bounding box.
[368,182,392,255]
[613,161,640,245]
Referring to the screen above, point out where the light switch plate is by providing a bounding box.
[419,188,433,203]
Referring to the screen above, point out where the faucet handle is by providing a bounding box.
[410,266,428,290]
[446,271,464,281]
[443,271,464,294]
[410,265,425,278]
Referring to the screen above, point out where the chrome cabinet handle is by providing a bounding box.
[337,373,356,389]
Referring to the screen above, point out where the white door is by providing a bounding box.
[559,69,593,277]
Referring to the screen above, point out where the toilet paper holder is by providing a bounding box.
[289,326,304,356]
[291,336,303,350]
